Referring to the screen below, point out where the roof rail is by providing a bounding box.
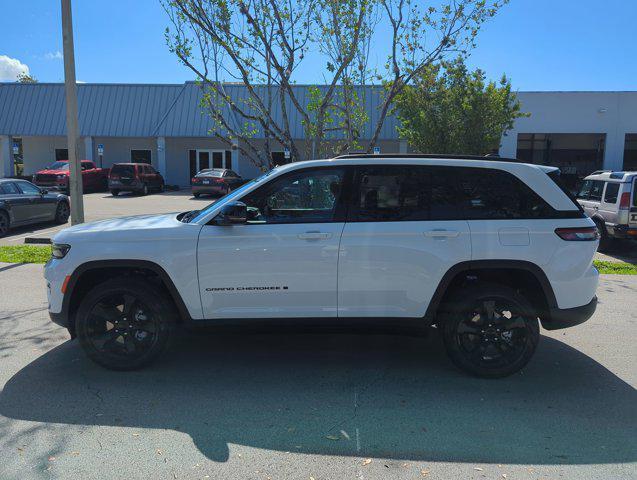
[590,170,612,175]
[334,153,518,162]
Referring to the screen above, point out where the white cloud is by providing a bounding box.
[0,55,30,81]
[45,50,63,60]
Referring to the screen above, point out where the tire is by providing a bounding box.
[158,183,165,193]
[0,211,9,237]
[54,201,70,224]
[110,190,120,197]
[594,219,613,253]
[75,277,177,370]
[439,283,540,378]
[140,184,149,196]
[193,192,201,198]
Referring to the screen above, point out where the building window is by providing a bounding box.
[131,149,152,163]
[624,134,637,171]
[55,148,68,161]
[225,150,232,169]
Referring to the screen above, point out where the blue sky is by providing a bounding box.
[0,0,633,91]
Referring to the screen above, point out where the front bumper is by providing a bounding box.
[612,224,637,239]
[542,296,597,330]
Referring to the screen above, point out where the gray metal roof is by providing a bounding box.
[0,82,399,140]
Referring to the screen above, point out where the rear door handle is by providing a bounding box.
[298,231,332,240]
[424,229,460,238]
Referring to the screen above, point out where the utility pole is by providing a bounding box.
[61,0,84,224]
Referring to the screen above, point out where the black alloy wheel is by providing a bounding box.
[54,202,70,224]
[76,278,176,370]
[0,211,9,237]
[441,284,539,378]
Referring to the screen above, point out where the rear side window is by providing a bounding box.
[603,183,619,204]
[456,168,556,220]
[349,166,462,222]
[0,183,20,194]
[589,181,604,201]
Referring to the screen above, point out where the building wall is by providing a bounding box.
[21,136,88,175]
[90,137,156,169]
[499,92,637,171]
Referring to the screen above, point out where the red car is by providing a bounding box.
[108,163,165,196]
[33,160,109,193]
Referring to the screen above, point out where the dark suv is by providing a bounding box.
[109,163,165,196]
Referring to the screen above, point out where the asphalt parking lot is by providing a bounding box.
[0,190,215,246]
[0,263,635,480]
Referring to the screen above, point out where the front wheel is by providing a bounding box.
[75,278,177,370]
[440,283,540,378]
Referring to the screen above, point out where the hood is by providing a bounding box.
[37,168,68,175]
[52,212,189,242]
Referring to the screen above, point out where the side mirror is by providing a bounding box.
[214,201,247,225]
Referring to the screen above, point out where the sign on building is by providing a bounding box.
[97,144,104,155]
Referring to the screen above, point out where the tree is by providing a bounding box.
[16,72,37,83]
[163,0,507,169]
[395,58,527,155]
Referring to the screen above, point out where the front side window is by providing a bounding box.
[577,180,592,199]
[241,168,346,224]
[589,180,604,201]
[17,182,41,195]
[603,183,619,204]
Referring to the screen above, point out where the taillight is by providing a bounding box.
[555,227,600,241]
[215,178,224,183]
[192,177,200,184]
[619,192,631,210]
[111,174,120,180]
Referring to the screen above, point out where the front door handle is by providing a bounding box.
[298,231,332,240]
[424,229,460,238]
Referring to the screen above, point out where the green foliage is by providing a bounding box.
[0,246,50,264]
[395,57,526,155]
[16,72,37,83]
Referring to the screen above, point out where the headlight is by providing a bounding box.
[51,243,71,259]
[57,174,67,180]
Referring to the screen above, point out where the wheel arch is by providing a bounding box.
[63,260,192,335]
[424,260,557,323]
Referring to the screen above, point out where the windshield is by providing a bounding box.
[186,168,279,223]
[47,161,69,171]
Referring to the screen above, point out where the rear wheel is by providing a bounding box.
[75,277,177,370]
[54,201,70,224]
[440,283,540,378]
[594,219,613,253]
[0,211,9,237]
[110,190,120,197]
[193,192,201,198]
[141,184,149,196]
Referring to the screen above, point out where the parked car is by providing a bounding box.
[45,154,599,377]
[0,179,70,237]
[576,170,637,251]
[33,160,109,193]
[108,163,165,196]
[191,168,243,197]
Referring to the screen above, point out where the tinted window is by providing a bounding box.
[17,182,41,195]
[47,161,69,171]
[241,168,345,224]
[0,182,20,194]
[111,164,135,176]
[603,183,619,204]
[349,166,461,222]
[457,168,556,219]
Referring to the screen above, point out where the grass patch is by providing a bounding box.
[0,245,51,264]
[593,260,637,275]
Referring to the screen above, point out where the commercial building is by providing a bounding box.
[0,82,635,185]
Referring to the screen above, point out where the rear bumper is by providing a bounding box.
[192,185,226,194]
[109,181,142,191]
[542,296,597,330]
[611,224,637,239]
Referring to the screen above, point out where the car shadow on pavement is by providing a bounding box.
[0,329,635,465]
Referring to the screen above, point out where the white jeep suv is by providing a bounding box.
[44,155,599,377]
